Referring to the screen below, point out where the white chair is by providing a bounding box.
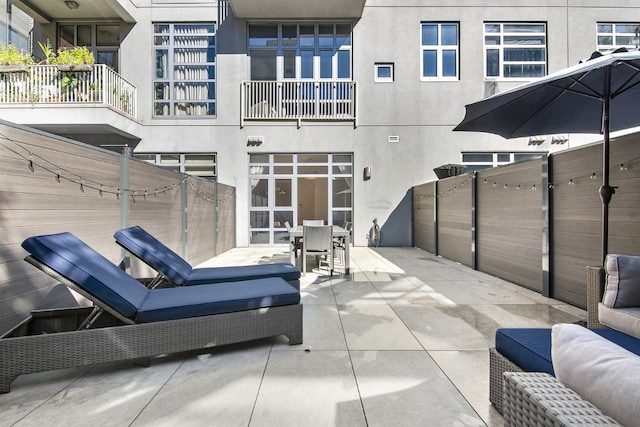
[303,219,324,225]
[302,225,333,275]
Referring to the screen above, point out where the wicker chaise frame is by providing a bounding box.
[502,372,620,426]
[0,257,303,393]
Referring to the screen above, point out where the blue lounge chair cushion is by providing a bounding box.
[22,232,148,319]
[114,226,193,285]
[114,226,300,285]
[22,232,301,323]
[496,327,640,376]
[185,264,300,286]
[136,277,300,323]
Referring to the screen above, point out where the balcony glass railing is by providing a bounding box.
[0,64,136,117]
[241,80,356,126]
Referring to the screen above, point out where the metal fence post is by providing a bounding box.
[471,172,478,270]
[119,146,132,271]
[542,154,552,297]
[181,174,188,261]
[434,180,439,256]
[214,179,219,256]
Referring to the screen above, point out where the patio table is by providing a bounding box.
[288,225,350,274]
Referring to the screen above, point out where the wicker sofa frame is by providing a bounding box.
[490,265,606,414]
[0,256,303,393]
[502,372,620,426]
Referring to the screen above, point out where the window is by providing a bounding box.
[1,4,30,51]
[154,23,216,117]
[462,152,544,172]
[57,23,121,71]
[375,63,394,82]
[484,23,546,79]
[597,23,640,52]
[421,22,459,80]
[134,153,217,179]
[248,23,352,81]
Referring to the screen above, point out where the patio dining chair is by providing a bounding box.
[302,225,333,275]
[285,221,302,259]
[303,219,324,225]
[334,222,352,269]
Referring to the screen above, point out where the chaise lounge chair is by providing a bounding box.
[0,232,302,393]
[114,226,301,289]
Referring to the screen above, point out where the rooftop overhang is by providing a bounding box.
[228,0,366,20]
[9,0,137,24]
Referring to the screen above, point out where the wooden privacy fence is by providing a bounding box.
[0,121,235,335]
[413,133,640,309]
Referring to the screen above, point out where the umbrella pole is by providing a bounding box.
[599,69,613,265]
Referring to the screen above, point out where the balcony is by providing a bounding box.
[241,80,357,127]
[0,64,141,148]
[0,64,136,116]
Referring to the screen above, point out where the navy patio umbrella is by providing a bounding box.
[454,48,640,264]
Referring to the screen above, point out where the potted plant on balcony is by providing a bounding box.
[0,45,34,72]
[38,41,95,101]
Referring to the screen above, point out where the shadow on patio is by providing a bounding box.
[1,246,585,427]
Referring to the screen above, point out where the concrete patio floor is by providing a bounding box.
[1,246,586,427]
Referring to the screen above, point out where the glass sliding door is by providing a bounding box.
[249,153,353,244]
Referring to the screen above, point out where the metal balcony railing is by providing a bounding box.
[0,64,136,117]
[241,80,357,127]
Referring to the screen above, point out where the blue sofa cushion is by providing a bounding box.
[114,226,193,285]
[496,327,640,375]
[22,233,149,319]
[136,277,300,323]
[496,328,555,375]
[185,263,301,286]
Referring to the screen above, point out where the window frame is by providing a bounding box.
[374,63,394,82]
[56,22,121,71]
[461,152,545,172]
[420,22,460,81]
[483,22,547,81]
[596,22,640,52]
[153,22,217,118]
[247,23,352,81]
[134,153,217,180]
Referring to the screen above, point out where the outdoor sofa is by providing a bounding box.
[490,254,640,426]
[114,225,301,289]
[0,232,302,393]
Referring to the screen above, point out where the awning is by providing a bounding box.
[228,0,366,20]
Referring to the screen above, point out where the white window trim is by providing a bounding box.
[483,22,547,82]
[374,63,394,83]
[420,22,459,82]
[596,22,640,53]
